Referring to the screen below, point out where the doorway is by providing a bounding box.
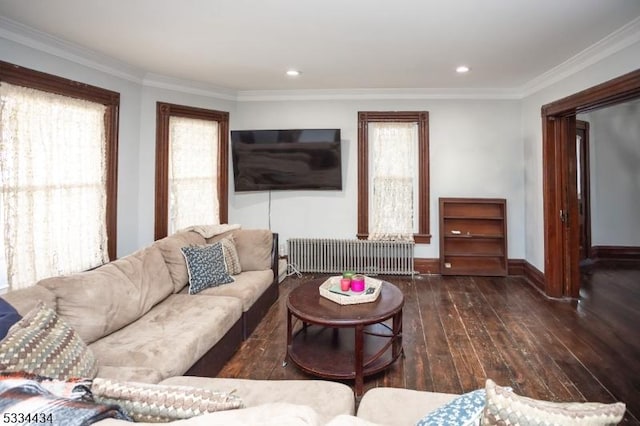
[541,68,640,298]
[575,120,591,263]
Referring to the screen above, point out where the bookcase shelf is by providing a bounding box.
[439,197,507,276]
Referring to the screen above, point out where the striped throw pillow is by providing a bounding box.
[0,302,98,380]
[482,379,626,425]
[91,378,244,422]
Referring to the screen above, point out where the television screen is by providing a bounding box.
[231,129,342,192]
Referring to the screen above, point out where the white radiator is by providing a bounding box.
[287,238,415,275]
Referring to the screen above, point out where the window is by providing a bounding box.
[357,111,431,243]
[0,61,119,290]
[154,102,229,239]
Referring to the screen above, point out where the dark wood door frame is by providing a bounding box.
[541,68,640,298]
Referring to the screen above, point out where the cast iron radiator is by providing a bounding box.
[287,238,415,275]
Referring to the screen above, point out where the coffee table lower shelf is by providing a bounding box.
[286,322,402,394]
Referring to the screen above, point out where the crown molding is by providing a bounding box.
[520,16,640,98]
[0,16,145,84]
[142,73,238,101]
[236,87,521,102]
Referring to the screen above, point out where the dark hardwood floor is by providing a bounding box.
[218,265,640,424]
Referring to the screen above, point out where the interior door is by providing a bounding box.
[561,116,581,298]
[542,114,581,298]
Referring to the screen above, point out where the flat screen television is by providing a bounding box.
[231,129,342,192]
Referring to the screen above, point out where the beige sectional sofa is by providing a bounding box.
[86,379,627,425]
[3,227,279,382]
[90,379,626,426]
[1,226,627,425]
[1,226,365,424]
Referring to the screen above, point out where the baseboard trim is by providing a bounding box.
[414,258,440,274]
[591,245,640,261]
[415,258,533,276]
[414,257,545,292]
[506,259,545,292]
[507,259,526,276]
[524,261,545,292]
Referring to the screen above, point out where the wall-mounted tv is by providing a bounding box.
[231,129,342,192]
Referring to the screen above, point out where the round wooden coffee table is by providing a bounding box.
[285,278,404,396]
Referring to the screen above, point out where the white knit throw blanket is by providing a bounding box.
[179,223,241,238]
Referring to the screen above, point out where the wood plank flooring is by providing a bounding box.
[218,265,640,424]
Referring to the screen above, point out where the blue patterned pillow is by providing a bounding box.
[181,243,234,295]
[415,389,486,426]
[0,298,22,340]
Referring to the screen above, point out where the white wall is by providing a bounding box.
[579,99,640,246]
[231,99,524,260]
[521,40,640,272]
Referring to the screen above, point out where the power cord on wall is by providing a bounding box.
[268,190,272,231]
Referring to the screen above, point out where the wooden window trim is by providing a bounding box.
[154,102,229,240]
[357,111,431,243]
[0,60,120,260]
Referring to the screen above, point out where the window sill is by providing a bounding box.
[357,233,431,244]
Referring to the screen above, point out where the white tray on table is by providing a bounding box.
[319,275,383,305]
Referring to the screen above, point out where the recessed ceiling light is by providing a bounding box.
[456,65,470,74]
[286,69,301,77]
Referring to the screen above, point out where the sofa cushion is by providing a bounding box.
[231,229,273,271]
[183,269,274,312]
[220,235,242,275]
[96,366,164,384]
[91,378,244,422]
[181,243,235,294]
[482,379,626,425]
[326,415,383,426]
[89,294,242,381]
[416,389,486,426]
[1,284,56,315]
[0,298,21,340]
[159,377,355,425]
[0,302,98,380]
[38,245,174,344]
[153,231,206,293]
[93,403,321,426]
[357,387,459,426]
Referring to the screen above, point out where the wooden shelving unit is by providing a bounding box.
[439,197,507,276]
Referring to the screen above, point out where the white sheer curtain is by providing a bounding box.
[168,116,220,234]
[0,82,108,290]
[368,122,417,241]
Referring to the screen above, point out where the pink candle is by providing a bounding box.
[351,275,365,292]
[340,278,351,291]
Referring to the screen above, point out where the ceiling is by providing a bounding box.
[1,0,640,93]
